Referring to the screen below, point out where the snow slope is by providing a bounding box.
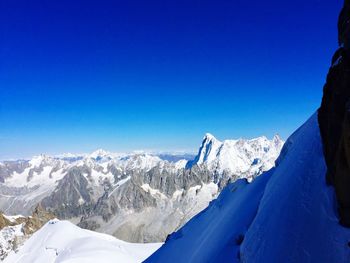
[145,113,350,262]
[5,220,162,263]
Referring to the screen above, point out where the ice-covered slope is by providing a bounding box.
[145,114,350,262]
[5,220,162,263]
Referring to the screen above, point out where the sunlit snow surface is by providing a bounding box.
[146,113,350,262]
[5,220,162,263]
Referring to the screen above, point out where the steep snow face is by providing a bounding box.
[146,114,350,262]
[240,114,350,262]
[190,133,283,180]
[5,220,162,263]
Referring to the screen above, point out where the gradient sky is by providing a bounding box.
[0,0,343,159]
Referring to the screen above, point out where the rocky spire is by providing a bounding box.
[318,0,350,226]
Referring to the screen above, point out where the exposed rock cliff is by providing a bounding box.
[318,0,350,226]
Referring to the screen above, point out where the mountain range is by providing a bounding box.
[0,134,283,243]
[4,0,350,262]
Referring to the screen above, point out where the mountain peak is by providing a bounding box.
[191,133,284,175]
[273,134,283,142]
[202,133,219,143]
[29,154,54,167]
[88,149,111,159]
[204,133,215,139]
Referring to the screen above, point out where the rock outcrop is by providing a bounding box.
[318,0,350,226]
[0,205,55,260]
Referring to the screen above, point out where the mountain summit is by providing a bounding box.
[191,134,283,181]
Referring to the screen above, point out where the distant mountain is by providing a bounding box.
[0,134,283,243]
[189,133,283,181]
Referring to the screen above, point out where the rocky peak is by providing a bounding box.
[0,213,12,230]
[194,133,221,164]
[203,133,218,142]
[22,204,56,235]
[272,134,282,143]
[32,204,54,221]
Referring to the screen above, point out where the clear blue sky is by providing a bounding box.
[0,0,343,159]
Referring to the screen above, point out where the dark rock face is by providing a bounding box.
[41,167,94,219]
[318,0,350,226]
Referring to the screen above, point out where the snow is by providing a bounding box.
[108,176,131,197]
[145,113,350,262]
[5,158,66,188]
[195,133,223,164]
[28,155,46,168]
[55,153,82,159]
[174,159,188,170]
[240,113,350,262]
[145,171,272,262]
[0,224,24,260]
[141,184,167,199]
[89,169,114,185]
[2,136,280,196]
[3,215,25,223]
[5,220,162,263]
[172,189,184,200]
[87,149,121,161]
[191,133,283,178]
[118,154,162,171]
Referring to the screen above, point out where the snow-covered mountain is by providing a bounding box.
[0,134,283,244]
[4,220,162,263]
[190,133,283,181]
[146,114,350,262]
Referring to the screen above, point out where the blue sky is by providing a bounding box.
[0,0,343,159]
